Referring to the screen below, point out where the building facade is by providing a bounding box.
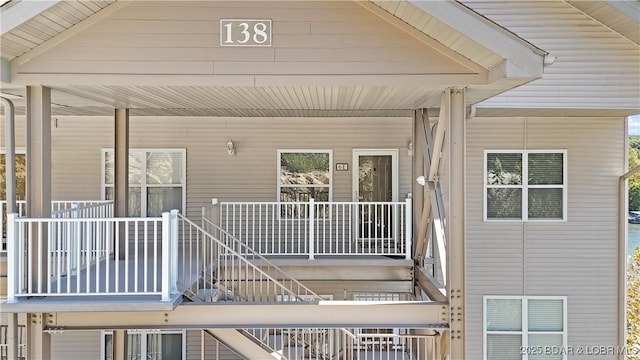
[1,1,637,359]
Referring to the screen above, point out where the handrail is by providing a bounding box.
[181,214,318,302]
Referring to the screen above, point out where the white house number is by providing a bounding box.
[220,19,272,46]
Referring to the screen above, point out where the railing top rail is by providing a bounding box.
[219,200,408,205]
[13,216,161,223]
[51,200,114,215]
[1,200,111,204]
[199,215,321,301]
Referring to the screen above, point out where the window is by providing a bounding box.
[102,330,185,360]
[484,150,566,221]
[103,149,186,217]
[484,296,567,360]
[278,150,332,202]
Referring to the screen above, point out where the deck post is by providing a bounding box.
[71,202,79,273]
[405,197,412,259]
[308,198,315,260]
[114,108,129,258]
[6,212,17,302]
[170,209,179,295]
[161,211,171,301]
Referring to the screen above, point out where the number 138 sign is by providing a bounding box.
[220,19,272,47]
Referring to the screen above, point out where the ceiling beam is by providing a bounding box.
[50,302,449,329]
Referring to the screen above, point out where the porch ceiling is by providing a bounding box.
[0,0,548,117]
[0,84,451,117]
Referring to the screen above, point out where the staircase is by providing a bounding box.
[176,213,439,359]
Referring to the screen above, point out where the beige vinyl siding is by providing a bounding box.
[186,330,244,360]
[51,330,102,360]
[12,116,412,218]
[18,2,476,77]
[465,117,624,359]
[464,1,640,110]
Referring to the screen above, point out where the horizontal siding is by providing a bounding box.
[18,2,476,77]
[51,330,102,360]
[465,117,625,359]
[186,330,244,360]
[4,116,412,219]
[464,0,640,110]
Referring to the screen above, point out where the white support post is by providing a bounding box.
[71,202,79,273]
[405,197,412,260]
[7,212,18,302]
[161,211,171,301]
[448,87,466,359]
[308,198,315,260]
[170,209,179,295]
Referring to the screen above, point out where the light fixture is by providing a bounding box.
[407,141,413,156]
[226,140,235,156]
[416,176,426,186]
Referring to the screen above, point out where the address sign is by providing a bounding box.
[220,19,272,47]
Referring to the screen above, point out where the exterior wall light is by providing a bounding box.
[226,140,235,156]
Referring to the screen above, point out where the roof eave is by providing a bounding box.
[408,0,547,79]
[0,0,61,35]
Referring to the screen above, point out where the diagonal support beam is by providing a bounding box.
[428,181,447,285]
[415,266,446,302]
[429,91,450,183]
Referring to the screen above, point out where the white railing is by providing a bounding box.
[218,199,412,259]
[191,214,320,302]
[0,324,26,360]
[1,200,112,250]
[6,212,178,301]
[241,328,438,360]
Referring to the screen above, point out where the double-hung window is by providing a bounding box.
[484,296,567,360]
[103,149,186,217]
[484,150,567,221]
[102,329,185,360]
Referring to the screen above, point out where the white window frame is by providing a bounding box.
[484,150,567,221]
[102,148,186,217]
[277,149,333,202]
[100,329,186,360]
[483,295,568,360]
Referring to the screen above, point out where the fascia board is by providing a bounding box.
[409,0,546,78]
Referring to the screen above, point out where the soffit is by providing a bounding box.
[566,0,639,45]
[0,0,116,60]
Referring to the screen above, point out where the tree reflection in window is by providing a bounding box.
[279,151,331,218]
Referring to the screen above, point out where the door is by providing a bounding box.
[352,150,398,242]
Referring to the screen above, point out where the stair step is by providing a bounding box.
[196,288,220,302]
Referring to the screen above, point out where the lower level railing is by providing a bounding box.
[243,328,439,360]
[217,199,412,259]
[0,325,26,360]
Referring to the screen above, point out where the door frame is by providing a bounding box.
[351,149,399,202]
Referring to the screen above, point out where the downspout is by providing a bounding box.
[1,96,18,360]
[620,135,637,357]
